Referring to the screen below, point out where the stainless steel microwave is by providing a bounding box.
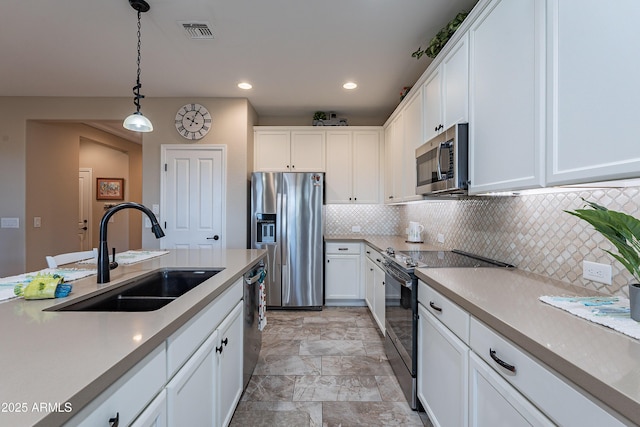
[415,123,468,195]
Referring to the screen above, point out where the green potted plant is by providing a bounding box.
[565,199,640,320]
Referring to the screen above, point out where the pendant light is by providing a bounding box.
[123,0,153,132]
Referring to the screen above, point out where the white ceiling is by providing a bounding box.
[1,0,478,126]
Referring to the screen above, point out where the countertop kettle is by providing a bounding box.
[407,222,424,242]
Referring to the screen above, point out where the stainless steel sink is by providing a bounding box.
[49,268,223,312]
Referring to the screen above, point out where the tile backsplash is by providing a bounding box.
[325,186,640,297]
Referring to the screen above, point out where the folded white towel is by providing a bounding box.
[258,271,267,332]
[539,295,640,340]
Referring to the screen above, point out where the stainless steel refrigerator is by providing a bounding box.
[250,172,324,309]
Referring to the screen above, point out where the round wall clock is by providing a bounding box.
[175,103,212,140]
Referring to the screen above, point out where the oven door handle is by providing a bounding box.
[382,261,413,288]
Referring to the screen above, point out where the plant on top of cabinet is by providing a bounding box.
[412,12,469,59]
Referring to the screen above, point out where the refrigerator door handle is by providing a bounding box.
[280,193,288,266]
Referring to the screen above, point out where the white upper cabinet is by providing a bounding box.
[424,34,470,143]
[254,128,325,172]
[546,0,640,185]
[402,88,424,202]
[326,129,382,204]
[468,0,545,194]
[384,113,404,203]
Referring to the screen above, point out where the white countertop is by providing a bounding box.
[0,248,266,427]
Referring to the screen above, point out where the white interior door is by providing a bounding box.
[161,145,226,249]
[78,168,92,251]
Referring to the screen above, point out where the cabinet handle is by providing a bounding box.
[434,126,438,132]
[222,337,229,347]
[376,258,381,262]
[109,412,119,427]
[292,165,295,169]
[388,195,393,199]
[216,344,224,354]
[429,301,443,312]
[489,348,516,373]
[338,248,348,251]
[366,251,371,254]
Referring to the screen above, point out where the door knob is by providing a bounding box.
[80,226,88,231]
[207,235,220,240]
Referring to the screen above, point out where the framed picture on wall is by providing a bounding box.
[96,178,124,200]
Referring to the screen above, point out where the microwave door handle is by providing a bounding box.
[436,142,444,181]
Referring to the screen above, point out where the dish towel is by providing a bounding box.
[79,250,169,265]
[539,296,640,340]
[0,268,97,303]
[258,269,267,332]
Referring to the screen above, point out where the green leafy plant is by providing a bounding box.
[412,12,469,60]
[313,111,327,121]
[565,199,640,283]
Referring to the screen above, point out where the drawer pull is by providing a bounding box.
[490,348,516,373]
[338,247,349,251]
[429,301,443,312]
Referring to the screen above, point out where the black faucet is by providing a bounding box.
[97,202,165,284]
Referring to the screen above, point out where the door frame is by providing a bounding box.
[78,167,93,251]
[160,144,227,249]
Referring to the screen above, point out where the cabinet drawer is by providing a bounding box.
[167,278,243,378]
[65,345,166,427]
[326,242,361,255]
[364,245,384,265]
[470,318,626,426]
[418,280,469,344]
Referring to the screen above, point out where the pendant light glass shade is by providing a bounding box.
[123,111,153,132]
[123,0,153,133]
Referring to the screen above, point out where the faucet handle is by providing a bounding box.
[109,247,119,270]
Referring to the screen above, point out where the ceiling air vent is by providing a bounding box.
[179,22,214,40]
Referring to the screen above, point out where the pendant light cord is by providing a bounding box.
[132,10,144,113]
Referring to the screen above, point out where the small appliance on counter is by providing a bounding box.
[406,221,424,243]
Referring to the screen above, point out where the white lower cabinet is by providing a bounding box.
[131,389,167,427]
[364,245,385,333]
[325,242,362,305]
[418,280,627,427]
[215,302,244,427]
[166,330,218,426]
[65,346,167,427]
[469,352,551,427]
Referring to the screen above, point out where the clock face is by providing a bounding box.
[175,103,212,140]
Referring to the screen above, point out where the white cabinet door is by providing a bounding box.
[166,330,217,427]
[131,390,167,427]
[372,262,385,334]
[325,131,354,203]
[215,302,244,427]
[365,257,375,311]
[384,114,404,203]
[254,130,291,171]
[469,352,552,427]
[442,33,469,130]
[468,0,545,194]
[546,0,640,185]
[325,254,361,302]
[290,130,325,172]
[402,90,424,202]
[353,130,381,204]
[417,304,469,427]
[423,68,443,142]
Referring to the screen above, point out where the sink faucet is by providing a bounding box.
[97,202,165,283]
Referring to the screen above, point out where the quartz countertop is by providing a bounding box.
[0,248,266,427]
[324,234,442,253]
[415,267,640,425]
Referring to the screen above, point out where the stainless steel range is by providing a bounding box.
[381,248,513,410]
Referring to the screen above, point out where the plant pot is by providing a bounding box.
[629,284,640,321]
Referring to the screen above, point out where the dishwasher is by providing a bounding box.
[243,262,266,390]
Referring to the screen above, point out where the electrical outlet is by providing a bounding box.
[583,260,612,285]
[351,225,361,233]
[437,233,445,243]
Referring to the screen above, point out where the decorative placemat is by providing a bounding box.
[79,250,169,265]
[539,296,640,340]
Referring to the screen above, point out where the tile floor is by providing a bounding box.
[230,307,427,427]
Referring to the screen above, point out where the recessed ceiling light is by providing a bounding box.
[238,82,252,90]
[343,82,357,90]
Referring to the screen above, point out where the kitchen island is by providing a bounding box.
[0,248,266,427]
